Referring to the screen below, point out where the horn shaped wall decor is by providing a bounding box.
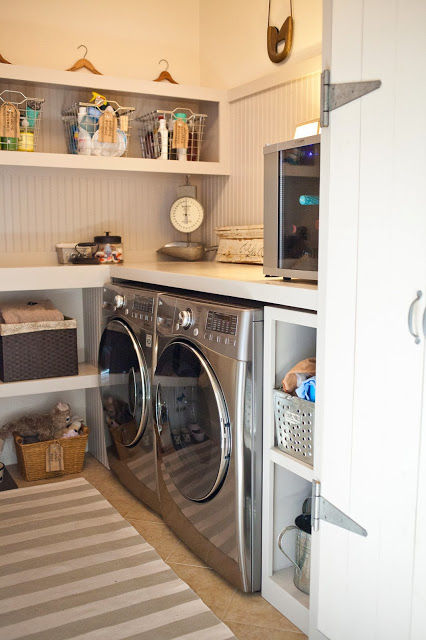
[267,0,294,63]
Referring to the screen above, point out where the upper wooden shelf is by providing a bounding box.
[0,64,227,102]
[0,65,230,175]
[0,151,230,175]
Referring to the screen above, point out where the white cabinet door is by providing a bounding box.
[311,1,426,639]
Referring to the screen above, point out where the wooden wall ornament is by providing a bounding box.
[0,53,12,64]
[267,0,294,63]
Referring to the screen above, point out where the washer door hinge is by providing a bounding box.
[320,69,381,127]
[312,480,367,536]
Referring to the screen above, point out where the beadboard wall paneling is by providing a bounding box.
[201,72,321,248]
[0,168,202,261]
[0,72,319,261]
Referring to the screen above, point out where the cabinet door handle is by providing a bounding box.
[408,291,423,344]
[423,304,426,338]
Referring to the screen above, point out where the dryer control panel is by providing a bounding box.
[157,293,263,363]
[205,311,238,336]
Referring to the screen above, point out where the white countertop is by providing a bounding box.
[0,260,318,310]
[0,264,110,292]
[110,261,318,311]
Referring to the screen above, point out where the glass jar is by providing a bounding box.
[94,231,123,264]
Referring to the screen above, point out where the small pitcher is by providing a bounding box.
[278,512,311,595]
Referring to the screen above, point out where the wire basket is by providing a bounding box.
[0,90,44,152]
[61,100,135,157]
[274,389,314,465]
[136,108,207,161]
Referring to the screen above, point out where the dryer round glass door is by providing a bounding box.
[154,340,231,502]
[99,319,149,447]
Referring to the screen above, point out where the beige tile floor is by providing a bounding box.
[7,453,307,640]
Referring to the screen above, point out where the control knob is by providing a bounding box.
[114,294,125,310]
[178,308,193,329]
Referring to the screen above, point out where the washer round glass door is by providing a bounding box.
[154,340,231,502]
[99,319,148,447]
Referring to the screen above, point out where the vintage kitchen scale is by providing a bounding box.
[158,181,209,261]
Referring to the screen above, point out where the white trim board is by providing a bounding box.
[227,48,322,103]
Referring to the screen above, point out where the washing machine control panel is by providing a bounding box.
[103,285,156,331]
[128,294,156,329]
[113,294,125,310]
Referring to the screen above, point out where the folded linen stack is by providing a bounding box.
[0,300,64,324]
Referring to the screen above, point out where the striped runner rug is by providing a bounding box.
[0,477,236,640]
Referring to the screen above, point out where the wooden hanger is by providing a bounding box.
[0,53,11,64]
[154,59,178,84]
[67,45,102,75]
[267,0,294,63]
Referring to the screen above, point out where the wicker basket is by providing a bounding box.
[110,422,138,461]
[274,389,314,465]
[13,426,89,481]
[0,318,78,383]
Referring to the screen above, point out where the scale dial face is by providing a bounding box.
[170,197,204,234]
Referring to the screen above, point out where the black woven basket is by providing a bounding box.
[0,318,78,383]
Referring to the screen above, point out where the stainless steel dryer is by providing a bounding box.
[99,283,160,514]
[153,293,263,591]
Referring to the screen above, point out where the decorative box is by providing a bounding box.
[215,225,263,264]
[0,318,78,382]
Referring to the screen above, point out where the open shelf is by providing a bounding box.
[0,151,229,175]
[0,64,230,175]
[262,567,309,634]
[0,362,99,398]
[270,446,314,481]
[262,304,317,634]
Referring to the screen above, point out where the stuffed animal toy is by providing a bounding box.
[60,416,84,439]
[61,426,80,439]
[102,395,132,428]
[0,402,71,452]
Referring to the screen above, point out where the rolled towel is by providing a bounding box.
[0,300,64,324]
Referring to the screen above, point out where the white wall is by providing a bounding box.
[199,0,322,88]
[1,0,201,85]
[1,1,321,89]
[201,70,321,249]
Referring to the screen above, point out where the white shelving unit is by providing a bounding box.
[0,363,99,399]
[262,305,317,636]
[0,64,230,175]
[0,286,107,467]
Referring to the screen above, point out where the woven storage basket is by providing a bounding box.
[110,422,138,460]
[13,426,89,481]
[0,318,78,382]
[274,389,314,465]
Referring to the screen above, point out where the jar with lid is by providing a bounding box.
[94,231,123,263]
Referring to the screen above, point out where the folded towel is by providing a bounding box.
[0,300,64,324]
[282,357,316,393]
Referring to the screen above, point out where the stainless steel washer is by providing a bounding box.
[99,283,160,514]
[154,293,263,591]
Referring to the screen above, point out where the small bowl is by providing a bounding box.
[189,423,205,442]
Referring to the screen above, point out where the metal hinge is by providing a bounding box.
[312,480,367,537]
[320,69,381,127]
